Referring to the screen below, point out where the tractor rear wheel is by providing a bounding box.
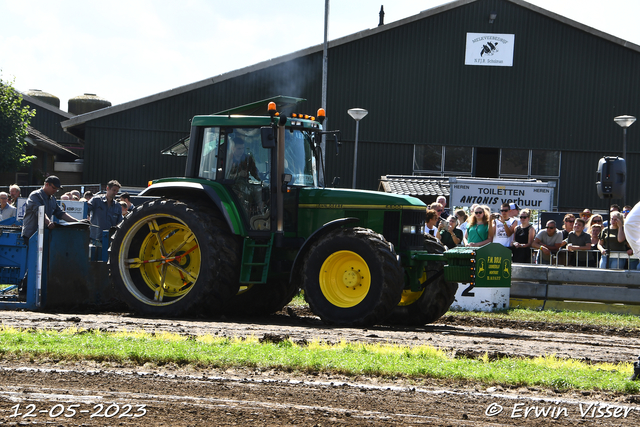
[109,199,240,317]
[386,234,458,325]
[302,227,403,326]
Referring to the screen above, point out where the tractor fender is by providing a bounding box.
[139,181,242,235]
[289,217,360,284]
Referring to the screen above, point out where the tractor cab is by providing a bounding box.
[193,122,320,232]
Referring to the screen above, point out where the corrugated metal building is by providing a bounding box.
[62,0,640,210]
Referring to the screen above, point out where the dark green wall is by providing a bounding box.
[79,0,640,210]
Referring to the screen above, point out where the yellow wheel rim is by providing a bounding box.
[121,215,201,306]
[236,284,253,295]
[319,250,371,308]
[398,271,427,306]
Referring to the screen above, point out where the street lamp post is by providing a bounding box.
[614,115,636,205]
[348,108,368,188]
[614,115,636,161]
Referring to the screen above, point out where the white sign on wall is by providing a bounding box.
[465,33,515,67]
[16,198,27,220]
[449,178,554,211]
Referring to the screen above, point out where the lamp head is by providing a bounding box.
[614,115,636,128]
[348,108,368,121]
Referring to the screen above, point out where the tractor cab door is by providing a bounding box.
[197,126,272,231]
[222,128,271,231]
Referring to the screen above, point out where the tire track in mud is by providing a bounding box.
[1,366,638,426]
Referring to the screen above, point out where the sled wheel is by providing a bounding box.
[386,234,457,325]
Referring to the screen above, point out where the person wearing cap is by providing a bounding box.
[21,176,77,242]
[20,176,79,298]
[87,180,124,245]
[581,209,592,222]
[508,203,520,225]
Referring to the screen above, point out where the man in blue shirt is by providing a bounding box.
[21,176,77,240]
[20,176,78,298]
[87,180,124,244]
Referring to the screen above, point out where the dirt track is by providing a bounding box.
[1,308,640,425]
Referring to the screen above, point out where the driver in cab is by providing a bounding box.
[227,136,260,181]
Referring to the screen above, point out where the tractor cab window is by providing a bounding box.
[198,127,221,180]
[284,129,317,187]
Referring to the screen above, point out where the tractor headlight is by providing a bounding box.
[402,225,417,234]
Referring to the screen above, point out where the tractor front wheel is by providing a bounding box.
[302,227,403,326]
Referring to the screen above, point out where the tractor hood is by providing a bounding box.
[297,188,426,211]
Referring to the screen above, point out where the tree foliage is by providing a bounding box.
[0,74,36,172]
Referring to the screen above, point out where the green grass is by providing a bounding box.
[0,326,637,394]
[292,294,640,330]
[289,292,306,306]
[445,308,640,329]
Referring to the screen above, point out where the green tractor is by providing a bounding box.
[108,98,467,326]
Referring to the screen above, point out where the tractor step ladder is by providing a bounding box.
[240,235,274,284]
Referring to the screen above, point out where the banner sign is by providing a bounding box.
[465,33,515,67]
[58,200,87,221]
[448,178,554,211]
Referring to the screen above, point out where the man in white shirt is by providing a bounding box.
[493,202,516,247]
[621,201,640,270]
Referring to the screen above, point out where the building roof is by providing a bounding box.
[20,93,74,119]
[26,126,79,158]
[378,175,450,197]
[61,0,640,137]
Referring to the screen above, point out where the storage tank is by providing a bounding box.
[68,93,112,115]
[25,89,60,109]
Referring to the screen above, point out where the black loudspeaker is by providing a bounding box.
[596,157,626,199]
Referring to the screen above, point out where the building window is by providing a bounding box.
[500,149,529,175]
[414,145,473,175]
[531,150,560,176]
[413,144,442,172]
[500,149,560,178]
[444,146,473,173]
[500,149,561,208]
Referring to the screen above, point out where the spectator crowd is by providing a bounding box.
[425,198,640,271]
[3,181,639,272]
[1,178,136,246]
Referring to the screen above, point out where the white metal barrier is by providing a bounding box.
[524,248,636,270]
[511,264,640,305]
